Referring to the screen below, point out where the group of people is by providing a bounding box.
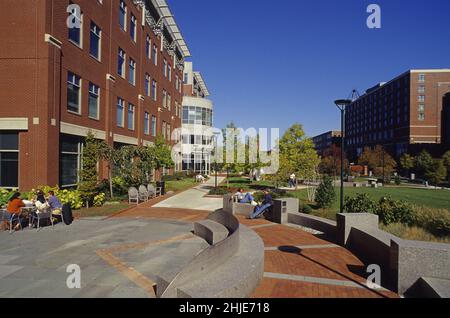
[2,190,63,231]
[234,188,274,219]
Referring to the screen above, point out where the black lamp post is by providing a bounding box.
[334,98,352,214]
[213,132,220,189]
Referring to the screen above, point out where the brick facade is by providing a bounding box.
[0,0,186,190]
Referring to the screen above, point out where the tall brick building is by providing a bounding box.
[0,0,191,190]
[345,69,450,161]
[312,131,342,157]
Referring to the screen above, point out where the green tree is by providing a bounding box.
[150,135,174,181]
[78,131,100,207]
[97,142,121,198]
[267,123,320,187]
[414,150,434,179]
[358,145,397,181]
[315,175,336,208]
[425,159,447,187]
[399,153,415,176]
[442,151,450,183]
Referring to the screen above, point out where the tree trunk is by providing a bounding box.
[109,168,114,199]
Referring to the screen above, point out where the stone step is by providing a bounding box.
[193,219,229,245]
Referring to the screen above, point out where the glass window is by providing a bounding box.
[151,115,156,136]
[130,14,136,42]
[162,90,167,108]
[152,45,158,66]
[129,58,136,85]
[168,65,171,81]
[146,35,151,59]
[60,134,82,187]
[144,112,150,135]
[88,82,100,119]
[167,94,171,111]
[152,80,157,101]
[117,98,125,127]
[163,59,167,77]
[118,48,126,77]
[167,124,171,141]
[162,121,166,139]
[0,132,19,188]
[119,0,126,31]
[90,21,101,60]
[128,104,135,130]
[145,74,150,96]
[67,72,81,113]
[418,74,425,82]
[418,85,425,93]
[68,6,82,46]
[418,95,425,102]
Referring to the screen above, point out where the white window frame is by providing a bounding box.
[129,58,136,86]
[67,72,82,114]
[88,82,100,120]
[89,21,101,61]
[144,112,150,135]
[128,103,135,130]
[130,13,137,42]
[117,98,125,127]
[118,48,126,78]
[119,0,127,31]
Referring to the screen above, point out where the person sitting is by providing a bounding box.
[34,191,50,214]
[234,188,254,204]
[249,190,273,219]
[47,190,62,216]
[4,192,25,231]
[289,173,296,188]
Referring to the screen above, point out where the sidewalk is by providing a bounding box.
[152,176,226,211]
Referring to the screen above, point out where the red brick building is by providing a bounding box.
[345,69,450,161]
[0,0,190,190]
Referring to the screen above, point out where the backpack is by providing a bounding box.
[62,203,73,225]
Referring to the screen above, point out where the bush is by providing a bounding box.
[300,204,312,214]
[37,185,83,210]
[343,193,376,214]
[208,187,230,196]
[394,175,401,185]
[315,176,336,208]
[376,197,414,225]
[93,193,106,207]
[412,205,450,237]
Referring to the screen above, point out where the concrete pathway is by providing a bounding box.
[153,176,226,211]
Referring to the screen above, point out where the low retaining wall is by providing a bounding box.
[223,193,254,217]
[158,209,264,298]
[287,211,450,297]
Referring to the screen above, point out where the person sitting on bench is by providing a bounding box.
[234,188,254,204]
[249,190,273,219]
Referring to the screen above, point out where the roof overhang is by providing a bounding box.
[151,0,191,58]
[193,71,210,96]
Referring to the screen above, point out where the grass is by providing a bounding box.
[221,177,277,191]
[74,203,130,218]
[164,178,197,192]
[380,223,450,244]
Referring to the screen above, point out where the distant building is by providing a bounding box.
[345,69,450,160]
[180,62,214,175]
[312,131,342,157]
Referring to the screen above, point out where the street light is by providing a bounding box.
[213,132,220,189]
[334,98,352,214]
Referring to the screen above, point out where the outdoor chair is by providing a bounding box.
[1,209,24,234]
[128,187,139,205]
[138,185,149,202]
[30,210,54,232]
[147,184,161,198]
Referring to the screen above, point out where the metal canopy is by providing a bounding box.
[152,0,191,57]
[193,71,210,96]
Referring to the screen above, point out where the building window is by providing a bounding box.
[68,6,83,47]
[151,115,156,136]
[418,104,425,121]
[129,58,136,85]
[0,132,19,188]
[117,98,125,127]
[175,75,179,90]
[90,21,101,60]
[168,65,172,82]
[128,104,135,130]
[152,45,158,66]
[145,73,151,96]
[88,83,100,119]
[182,106,213,127]
[146,35,151,59]
[118,48,126,77]
[418,74,425,82]
[119,0,127,31]
[162,121,166,139]
[130,14,136,42]
[162,90,167,108]
[163,59,167,78]
[152,80,157,101]
[418,85,425,93]
[60,134,82,187]
[418,95,425,102]
[67,72,81,114]
[167,94,171,111]
[144,112,150,135]
[183,73,188,84]
[167,124,171,141]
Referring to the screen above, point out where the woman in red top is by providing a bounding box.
[4,192,25,231]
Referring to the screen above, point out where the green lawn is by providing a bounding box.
[292,186,450,211]
[221,177,277,191]
[165,178,197,192]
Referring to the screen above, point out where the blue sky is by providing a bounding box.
[168,0,450,138]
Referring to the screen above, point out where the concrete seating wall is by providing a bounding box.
[157,209,264,298]
[287,211,450,297]
[223,193,255,217]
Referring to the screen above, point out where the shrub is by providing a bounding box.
[344,193,376,214]
[412,205,450,237]
[93,193,106,207]
[208,187,230,196]
[376,197,414,225]
[315,176,336,208]
[301,204,313,214]
[394,175,401,185]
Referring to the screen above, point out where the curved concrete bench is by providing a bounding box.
[194,219,229,245]
[157,210,264,298]
[223,193,255,217]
